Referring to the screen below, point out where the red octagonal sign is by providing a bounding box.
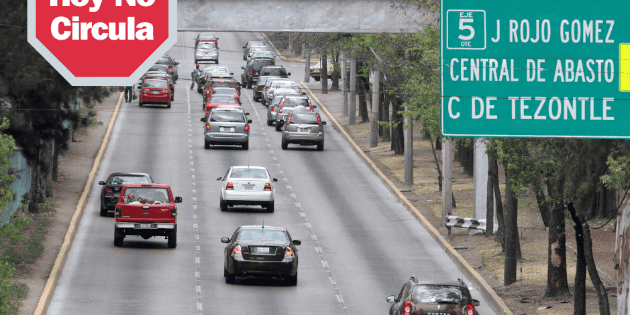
[28,0,177,86]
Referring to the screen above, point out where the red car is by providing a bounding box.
[139,79,172,108]
[204,87,241,107]
[114,183,182,248]
[205,95,241,116]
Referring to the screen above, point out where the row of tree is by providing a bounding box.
[267,1,628,313]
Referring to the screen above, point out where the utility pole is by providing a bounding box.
[442,139,453,226]
[349,59,357,125]
[370,70,379,148]
[321,51,328,95]
[341,51,348,116]
[403,108,413,186]
[504,157,517,286]
[301,43,305,58]
[304,46,310,83]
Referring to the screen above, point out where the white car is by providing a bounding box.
[217,166,278,212]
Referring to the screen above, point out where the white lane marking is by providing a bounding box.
[197,303,203,311]
[195,271,200,278]
[196,256,200,264]
[311,234,317,240]
[329,277,336,285]
[196,286,201,293]
[305,223,312,228]
[299,212,306,217]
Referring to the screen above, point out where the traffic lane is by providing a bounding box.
[48,37,199,314]
[258,86,497,313]
[185,46,346,313]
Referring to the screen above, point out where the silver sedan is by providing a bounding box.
[266,92,301,126]
[195,43,219,64]
[201,107,251,150]
[281,111,326,151]
[217,166,278,212]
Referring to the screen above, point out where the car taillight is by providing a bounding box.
[271,58,275,63]
[169,66,173,71]
[196,49,199,51]
[171,207,177,218]
[257,86,263,90]
[467,304,474,315]
[309,102,313,110]
[205,124,210,130]
[226,182,234,190]
[286,115,292,125]
[317,115,321,125]
[264,183,271,191]
[249,70,253,75]
[114,207,121,217]
[232,245,242,257]
[403,301,411,315]
[105,188,114,197]
[244,124,249,132]
[163,88,170,93]
[270,105,274,111]
[284,247,294,258]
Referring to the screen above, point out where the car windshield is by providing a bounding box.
[262,68,286,76]
[252,60,274,70]
[213,89,237,95]
[108,175,150,185]
[283,98,309,107]
[211,82,235,88]
[210,111,244,122]
[156,57,170,64]
[247,41,264,47]
[122,187,170,204]
[412,285,464,304]
[273,81,296,88]
[276,88,300,94]
[200,34,216,39]
[291,113,318,124]
[238,229,288,243]
[230,168,267,179]
[252,52,273,58]
[151,64,169,71]
[144,80,168,88]
[250,47,269,52]
[198,43,216,49]
[210,96,238,103]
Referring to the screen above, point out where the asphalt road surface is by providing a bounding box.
[47,32,498,315]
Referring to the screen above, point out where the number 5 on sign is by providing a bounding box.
[447,10,486,50]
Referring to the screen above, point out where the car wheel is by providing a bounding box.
[167,226,177,248]
[225,271,235,283]
[243,55,247,60]
[281,139,288,150]
[100,204,108,217]
[286,272,297,286]
[114,228,124,247]
[204,140,211,149]
[275,124,282,132]
[314,76,321,81]
[253,93,257,101]
[138,102,143,107]
[266,118,273,126]
[242,141,249,150]
[220,196,227,212]
[171,95,174,101]
[167,102,171,108]
[317,143,324,151]
[215,59,219,64]
[267,201,274,213]
[194,59,198,64]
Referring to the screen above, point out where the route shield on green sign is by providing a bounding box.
[441,0,628,138]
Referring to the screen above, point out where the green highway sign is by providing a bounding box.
[441,0,629,138]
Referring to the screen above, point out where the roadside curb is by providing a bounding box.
[301,83,514,315]
[33,92,124,315]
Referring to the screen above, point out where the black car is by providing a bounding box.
[242,41,265,60]
[221,225,300,285]
[98,172,153,216]
[148,64,169,74]
[259,65,290,79]
[387,276,480,315]
[241,59,275,89]
[155,55,179,82]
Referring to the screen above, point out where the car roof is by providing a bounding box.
[232,166,267,170]
[240,225,285,231]
[213,105,243,111]
[109,172,151,177]
[412,279,466,287]
[123,183,170,188]
[262,65,285,68]
[199,33,216,38]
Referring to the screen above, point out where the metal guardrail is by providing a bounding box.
[445,215,498,236]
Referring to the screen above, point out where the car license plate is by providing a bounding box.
[298,128,310,133]
[257,247,269,254]
[140,224,151,229]
[152,91,160,94]
[220,127,235,132]
[243,184,254,190]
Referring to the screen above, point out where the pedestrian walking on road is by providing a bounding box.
[191,63,200,90]
[124,85,133,103]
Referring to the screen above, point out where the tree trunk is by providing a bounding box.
[568,202,587,315]
[358,76,369,123]
[491,157,506,251]
[28,148,41,214]
[533,181,551,227]
[378,81,384,137]
[381,89,390,142]
[321,51,328,94]
[544,191,571,298]
[45,139,53,197]
[331,51,339,91]
[583,222,611,315]
[504,162,520,285]
[390,97,404,155]
[615,200,630,315]
[456,142,474,177]
[486,156,495,236]
[52,139,60,182]
[428,133,443,192]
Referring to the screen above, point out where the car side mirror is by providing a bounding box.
[242,46,246,48]
[230,72,234,75]
[221,237,230,243]
[174,196,183,203]
[272,178,278,182]
[216,177,222,180]
[312,105,317,108]
[302,92,306,95]
[287,72,292,76]
[241,66,244,70]
[174,62,179,65]
[472,299,480,306]
[137,86,141,89]
[98,181,105,185]
[292,240,301,246]
[245,112,250,115]
[322,121,327,125]
[247,119,252,124]
[386,296,396,303]
[200,117,207,122]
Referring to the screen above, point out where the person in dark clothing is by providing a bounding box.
[124,85,133,103]
[191,63,201,90]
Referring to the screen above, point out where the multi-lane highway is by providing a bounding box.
[47,32,498,315]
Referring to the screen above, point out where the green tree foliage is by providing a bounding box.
[0,117,15,218]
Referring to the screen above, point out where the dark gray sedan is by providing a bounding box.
[281,111,326,151]
[201,107,252,150]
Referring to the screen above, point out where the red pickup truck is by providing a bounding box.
[114,183,182,248]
